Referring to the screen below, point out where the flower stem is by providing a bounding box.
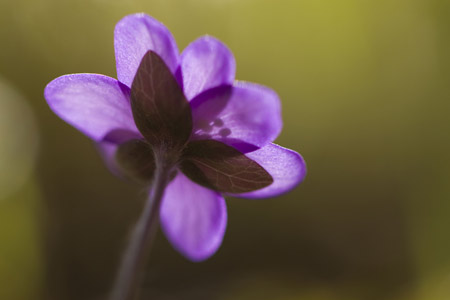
[110,153,172,300]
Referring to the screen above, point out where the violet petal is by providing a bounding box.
[160,173,227,261]
[114,13,179,87]
[231,143,306,199]
[180,36,235,100]
[44,74,139,141]
[96,141,122,177]
[191,82,282,150]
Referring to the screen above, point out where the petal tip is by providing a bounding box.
[114,13,179,87]
[231,143,306,199]
[44,73,137,142]
[160,174,228,262]
[180,35,236,100]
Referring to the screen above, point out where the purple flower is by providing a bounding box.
[44,13,306,261]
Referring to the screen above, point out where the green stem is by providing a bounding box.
[110,154,171,300]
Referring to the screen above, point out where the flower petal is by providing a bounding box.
[180,36,235,100]
[190,82,282,150]
[44,74,139,141]
[96,141,121,177]
[232,143,306,199]
[160,173,227,261]
[114,13,179,87]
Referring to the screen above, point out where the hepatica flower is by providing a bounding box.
[45,13,306,264]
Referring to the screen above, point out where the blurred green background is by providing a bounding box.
[1,0,450,299]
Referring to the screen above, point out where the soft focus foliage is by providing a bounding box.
[0,78,38,201]
[0,0,449,299]
[0,181,42,300]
